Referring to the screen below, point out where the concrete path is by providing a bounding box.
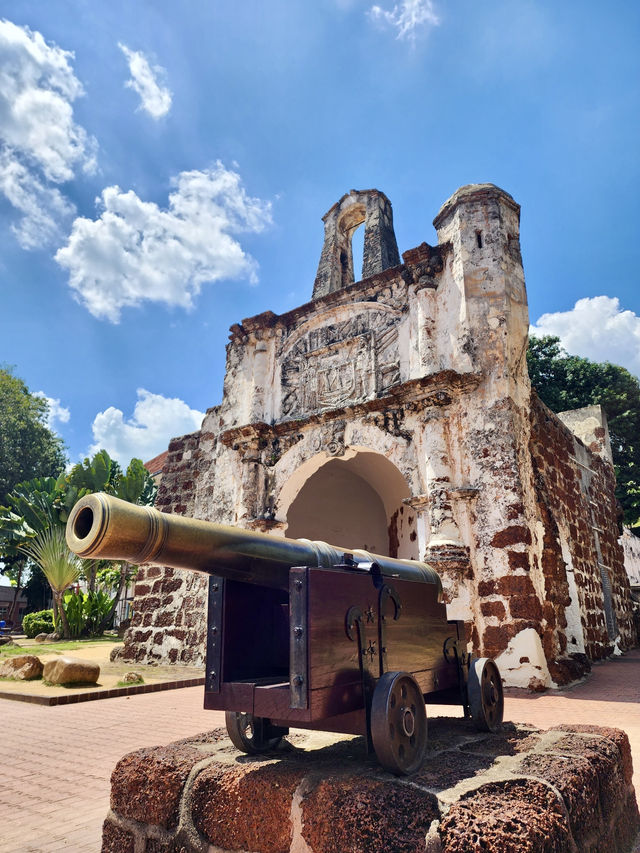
[2,650,640,852]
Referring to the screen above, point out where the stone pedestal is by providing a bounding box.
[102,718,639,853]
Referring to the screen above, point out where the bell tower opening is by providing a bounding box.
[312,189,400,299]
[282,451,419,560]
[351,222,364,282]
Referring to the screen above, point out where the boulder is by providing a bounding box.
[0,654,43,680]
[110,644,125,662]
[121,671,144,684]
[34,633,49,643]
[43,656,100,685]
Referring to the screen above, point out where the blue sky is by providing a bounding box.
[0,0,638,467]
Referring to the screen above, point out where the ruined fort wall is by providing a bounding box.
[123,430,209,666]
[529,398,636,663]
[121,184,636,686]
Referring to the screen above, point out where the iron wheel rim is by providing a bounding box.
[469,658,504,732]
[370,671,427,775]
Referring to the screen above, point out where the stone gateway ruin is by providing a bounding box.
[123,183,636,688]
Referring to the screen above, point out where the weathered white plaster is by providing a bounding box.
[560,533,586,655]
[495,628,553,690]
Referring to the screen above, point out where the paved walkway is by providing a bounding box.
[1,650,639,852]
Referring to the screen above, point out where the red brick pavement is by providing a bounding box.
[1,649,639,852]
[0,689,225,852]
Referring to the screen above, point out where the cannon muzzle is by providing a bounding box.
[66,493,442,594]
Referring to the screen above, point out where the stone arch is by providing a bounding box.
[277,449,420,560]
[336,202,366,288]
[312,190,400,299]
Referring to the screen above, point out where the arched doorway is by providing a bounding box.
[282,450,420,560]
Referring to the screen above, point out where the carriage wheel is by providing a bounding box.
[370,671,428,775]
[225,711,283,754]
[468,658,504,732]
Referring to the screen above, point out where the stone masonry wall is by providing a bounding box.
[102,721,640,853]
[122,431,209,667]
[529,396,636,669]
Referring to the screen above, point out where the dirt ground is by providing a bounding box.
[0,637,204,699]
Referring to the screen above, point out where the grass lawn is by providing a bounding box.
[0,635,120,658]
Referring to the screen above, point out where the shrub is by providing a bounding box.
[62,589,115,637]
[22,609,54,638]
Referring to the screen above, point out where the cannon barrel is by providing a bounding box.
[66,493,442,595]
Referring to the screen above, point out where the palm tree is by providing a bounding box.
[20,526,81,639]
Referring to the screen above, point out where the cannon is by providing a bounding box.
[66,493,504,775]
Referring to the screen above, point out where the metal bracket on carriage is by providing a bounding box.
[378,583,401,676]
[345,605,376,752]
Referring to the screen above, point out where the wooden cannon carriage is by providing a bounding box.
[66,493,504,775]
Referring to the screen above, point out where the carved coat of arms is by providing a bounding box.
[280,307,401,419]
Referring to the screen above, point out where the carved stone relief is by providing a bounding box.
[311,421,347,457]
[281,309,401,419]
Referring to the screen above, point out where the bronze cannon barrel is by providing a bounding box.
[66,493,442,595]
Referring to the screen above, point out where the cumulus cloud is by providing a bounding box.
[531,296,640,378]
[33,391,71,431]
[55,162,272,322]
[89,389,204,465]
[119,43,172,119]
[0,19,96,247]
[0,150,76,248]
[369,0,439,41]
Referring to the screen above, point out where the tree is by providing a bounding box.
[0,476,68,626]
[0,366,67,508]
[0,450,157,634]
[527,335,640,527]
[62,451,157,631]
[0,367,66,621]
[20,527,81,639]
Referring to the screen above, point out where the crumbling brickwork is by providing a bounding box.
[529,398,634,669]
[124,432,209,666]
[123,183,636,686]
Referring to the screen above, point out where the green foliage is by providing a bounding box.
[62,590,85,638]
[84,590,115,633]
[19,526,81,638]
[527,335,640,526]
[23,563,50,612]
[0,366,66,509]
[0,477,62,558]
[65,450,157,510]
[114,458,153,504]
[96,562,138,592]
[67,449,112,494]
[22,609,54,638]
[62,589,115,637]
[20,526,81,597]
[1,448,156,635]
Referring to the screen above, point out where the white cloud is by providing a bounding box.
[55,162,272,322]
[0,149,76,249]
[0,19,96,248]
[531,296,640,378]
[369,0,439,41]
[33,391,71,431]
[89,389,204,465]
[119,43,172,119]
